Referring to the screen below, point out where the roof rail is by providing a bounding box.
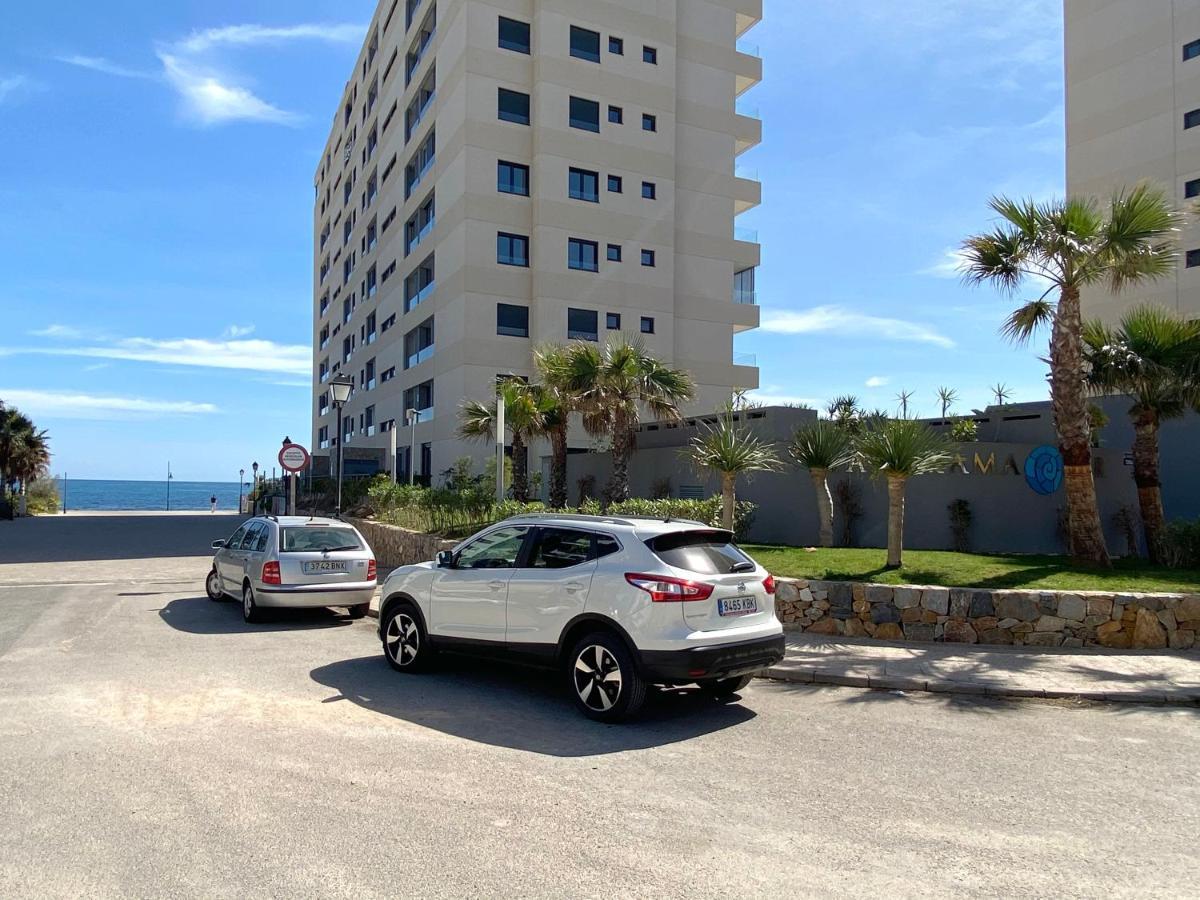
[499,512,708,528]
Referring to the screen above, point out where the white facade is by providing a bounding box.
[311,0,763,481]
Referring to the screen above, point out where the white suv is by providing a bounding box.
[376,514,784,722]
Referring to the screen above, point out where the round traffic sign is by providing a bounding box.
[278,443,311,473]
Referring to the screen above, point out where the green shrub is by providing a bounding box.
[950,419,978,442]
[1162,519,1200,570]
[25,479,59,515]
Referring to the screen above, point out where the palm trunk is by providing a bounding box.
[721,473,736,532]
[1050,285,1111,567]
[886,474,906,569]
[549,423,568,509]
[810,468,834,548]
[511,433,529,503]
[607,411,633,503]
[1131,408,1166,564]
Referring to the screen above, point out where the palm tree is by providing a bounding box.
[855,419,952,568]
[991,382,1012,407]
[894,389,914,419]
[1084,305,1200,562]
[936,386,959,419]
[789,419,854,547]
[532,344,576,509]
[684,404,781,530]
[961,185,1183,567]
[545,338,694,503]
[457,379,548,502]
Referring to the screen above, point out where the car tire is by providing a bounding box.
[567,631,646,723]
[381,604,432,672]
[205,568,225,601]
[242,582,264,624]
[347,603,369,620]
[699,674,754,699]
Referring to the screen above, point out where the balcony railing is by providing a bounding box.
[735,100,761,120]
[734,288,757,305]
[735,225,758,243]
[734,352,757,367]
[406,345,434,368]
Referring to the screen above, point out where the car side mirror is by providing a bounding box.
[211,539,226,549]
[436,550,455,568]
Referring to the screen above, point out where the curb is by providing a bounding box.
[760,666,1200,706]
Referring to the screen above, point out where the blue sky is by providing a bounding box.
[0,0,1064,481]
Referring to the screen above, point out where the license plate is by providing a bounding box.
[303,561,349,574]
[718,596,757,617]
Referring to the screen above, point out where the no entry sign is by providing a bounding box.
[278,443,311,473]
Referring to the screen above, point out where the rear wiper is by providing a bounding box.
[730,561,755,574]
[323,545,360,553]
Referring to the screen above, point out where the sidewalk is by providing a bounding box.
[764,632,1200,705]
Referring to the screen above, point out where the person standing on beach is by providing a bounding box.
[210,495,217,513]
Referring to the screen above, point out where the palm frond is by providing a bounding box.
[1000,297,1056,345]
[854,418,953,478]
[685,408,782,478]
[789,419,854,471]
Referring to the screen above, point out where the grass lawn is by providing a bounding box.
[743,545,1200,594]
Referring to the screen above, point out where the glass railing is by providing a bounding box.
[734,352,757,367]
[406,281,435,313]
[735,101,761,120]
[735,39,760,57]
[413,407,433,423]
[406,345,434,368]
[735,226,758,243]
[735,164,759,181]
[734,288,757,305]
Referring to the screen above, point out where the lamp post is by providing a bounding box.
[238,468,245,513]
[251,461,259,513]
[406,408,419,487]
[329,374,355,517]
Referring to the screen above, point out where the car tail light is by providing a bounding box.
[763,574,776,595]
[367,559,377,580]
[261,561,281,585]
[625,573,714,602]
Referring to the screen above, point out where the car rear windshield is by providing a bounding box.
[645,530,753,575]
[279,527,363,553]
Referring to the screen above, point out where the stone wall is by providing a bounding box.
[346,518,455,569]
[775,580,1199,651]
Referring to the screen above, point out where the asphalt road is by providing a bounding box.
[0,517,1198,897]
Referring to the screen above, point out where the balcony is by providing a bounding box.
[733,39,762,97]
[734,352,757,367]
[734,103,762,155]
[734,287,757,306]
[730,0,762,37]
[734,225,758,244]
[406,344,434,369]
[405,280,435,313]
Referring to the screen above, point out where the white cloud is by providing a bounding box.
[0,75,29,105]
[222,324,256,339]
[55,55,155,79]
[0,389,218,421]
[158,52,301,126]
[759,306,956,349]
[30,324,87,339]
[865,376,890,388]
[2,335,311,376]
[177,23,366,54]
[920,248,969,279]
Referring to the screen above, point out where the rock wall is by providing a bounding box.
[775,580,1199,651]
[347,518,456,569]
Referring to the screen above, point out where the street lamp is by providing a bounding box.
[251,461,259,514]
[406,408,419,487]
[329,374,355,517]
[238,468,245,514]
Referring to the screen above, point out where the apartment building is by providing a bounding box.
[1066,0,1200,323]
[311,0,763,483]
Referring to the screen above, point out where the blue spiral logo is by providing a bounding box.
[1025,445,1064,495]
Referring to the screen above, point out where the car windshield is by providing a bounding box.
[279,527,363,553]
[645,530,752,575]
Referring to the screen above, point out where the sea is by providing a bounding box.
[57,479,245,512]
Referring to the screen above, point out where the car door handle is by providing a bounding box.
[488,580,506,590]
[565,582,585,593]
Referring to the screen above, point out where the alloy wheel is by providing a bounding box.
[573,644,623,712]
[206,570,222,600]
[386,613,420,666]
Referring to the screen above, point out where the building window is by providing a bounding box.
[364,357,377,390]
[569,96,601,132]
[382,313,397,332]
[403,380,435,422]
[1187,249,1200,268]
[641,181,656,199]
[404,317,435,368]
[568,167,600,202]
[569,238,599,272]
[498,232,529,266]
[1188,179,1200,200]
[570,26,601,63]
[641,249,656,267]
[404,254,435,312]
[568,308,599,341]
[1185,39,1200,61]
[498,160,530,195]
[606,312,621,330]
[642,113,657,132]
[1186,109,1200,130]
[609,36,624,55]
[607,243,622,262]
[640,316,655,334]
[734,267,756,304]
[497,303,530,337]
[643,45,658,64]
[608,105,623,124]
[607,174,623,193]
[499,88,531,125]
[499,16,531,54]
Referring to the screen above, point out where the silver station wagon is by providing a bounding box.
[206,516,377,623]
